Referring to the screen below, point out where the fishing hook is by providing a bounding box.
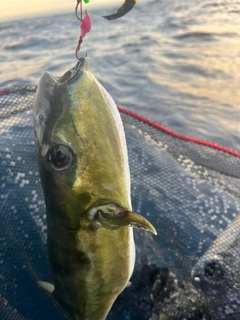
[75,0,82,60]
[75,0,82,21]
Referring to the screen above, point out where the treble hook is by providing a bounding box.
[103,0,137,21]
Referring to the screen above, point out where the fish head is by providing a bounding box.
[33,57,131,215]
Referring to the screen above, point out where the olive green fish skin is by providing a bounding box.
[33,57,155,320]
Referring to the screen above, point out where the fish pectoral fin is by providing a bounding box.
[96,209,157,235]
[37,281,55,293]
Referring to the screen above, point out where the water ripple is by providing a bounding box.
[174,31,217,41]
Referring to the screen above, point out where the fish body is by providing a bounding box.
[33,57,156,320]
[159,215,240,319]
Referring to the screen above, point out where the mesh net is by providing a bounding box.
[1,87,240,320]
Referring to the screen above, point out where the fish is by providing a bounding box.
[33,56,156,320]
[159,215,240,319]
[103,0,137,20]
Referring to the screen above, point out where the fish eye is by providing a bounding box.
[48,145,73,173]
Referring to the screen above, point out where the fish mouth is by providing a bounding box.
[57,56,87,86]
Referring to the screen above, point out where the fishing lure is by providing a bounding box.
[75,0,92,58]
[103,0,137,20]
[75,0,137,58]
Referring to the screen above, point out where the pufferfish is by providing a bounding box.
[33,56,156,320]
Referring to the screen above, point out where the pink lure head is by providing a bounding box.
[80,10,91,38]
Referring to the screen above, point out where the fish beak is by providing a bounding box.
[33,57,89,155]
[57,56,87,85]
[42,56,88,87]
[36,57,88,90]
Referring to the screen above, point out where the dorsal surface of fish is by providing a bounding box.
[33,57,156,320]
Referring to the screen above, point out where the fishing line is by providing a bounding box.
[75,0,91,60]
[75,0,82,21]
[75,0,82,60]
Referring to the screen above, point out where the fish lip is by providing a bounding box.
[57,56,87,86]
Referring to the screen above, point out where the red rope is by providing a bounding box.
[118,106,240,158]
[0,88,11,95]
